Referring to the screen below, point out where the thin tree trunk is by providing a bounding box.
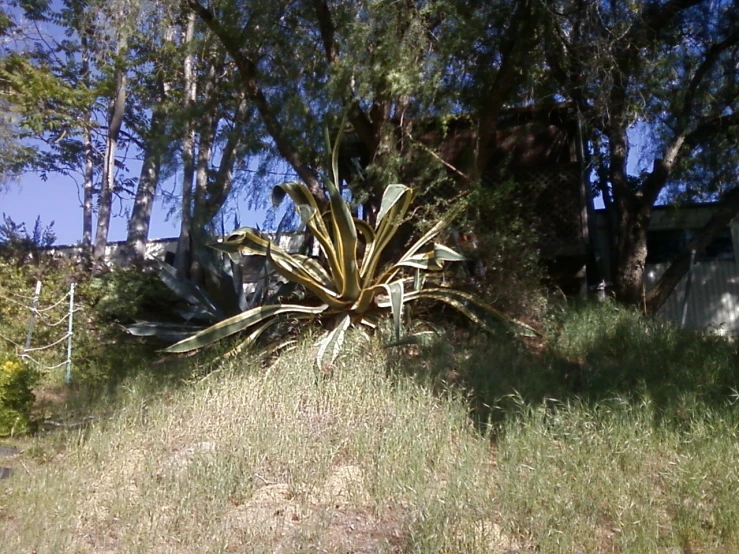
[197,95,248,227]
[80,35,93,260]
[189,65,217,282]
[175,10,197,277]
[127,24,175,263]
[82,122,94,250]
[93,34,128,264]
[126,107,165,262]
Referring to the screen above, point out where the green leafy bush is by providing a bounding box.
[0,256,158,390]
[85,265,178,323]
[0,352,37,436]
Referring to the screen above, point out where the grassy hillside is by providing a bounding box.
[1,304,738,553]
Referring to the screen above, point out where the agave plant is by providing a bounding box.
[163,130,528,366]
[125,242,247,342]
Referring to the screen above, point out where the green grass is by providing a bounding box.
[1,302,738,553]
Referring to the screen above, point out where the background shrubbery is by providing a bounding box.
[0,255,164,393]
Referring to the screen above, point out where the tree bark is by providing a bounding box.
[80,35,94,258]
[81,120,94,253]
[93,33,128,264]
[175,10,197,277]
[188,60,218,282]
[126,106,165,262]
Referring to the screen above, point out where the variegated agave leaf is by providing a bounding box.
[164,303,329,353]
[315,313,352,369]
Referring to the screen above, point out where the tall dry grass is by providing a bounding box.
[1,304,738,553]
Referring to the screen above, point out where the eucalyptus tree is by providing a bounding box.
[91,0,139,263]
[541,0,739,310]
[162,9,259,279]
[125,6,180,262]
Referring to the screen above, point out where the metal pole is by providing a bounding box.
[680,250,696,328]
[65,282,76,385]
[22,281,42,356]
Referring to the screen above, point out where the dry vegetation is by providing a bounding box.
[1,304,738,553]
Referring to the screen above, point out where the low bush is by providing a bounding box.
[0,352,37,436]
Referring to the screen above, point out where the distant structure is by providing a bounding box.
[48,232,315,299]
[594,205,739,334]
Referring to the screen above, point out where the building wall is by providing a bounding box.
[644,216,739,334]
[644,252,739,334]
[47,239,179,266]
[48,232,315,270]
[595,208,739,334]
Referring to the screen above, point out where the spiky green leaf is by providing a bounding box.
[163,303,329,353]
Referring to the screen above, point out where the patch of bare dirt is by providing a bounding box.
[225,465,408,553]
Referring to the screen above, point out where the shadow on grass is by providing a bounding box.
[394,301,739,431]
[40,329,227,423]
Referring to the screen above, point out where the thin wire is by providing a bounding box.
[21,333,71,352]
[20,354,69,371]
[35,312,71,328]
[0,294,33,309]
[0,287,40,301]
[34,306,82,327]
[34,292,72,313]
[0,332,24,350]
[0,290,72,313]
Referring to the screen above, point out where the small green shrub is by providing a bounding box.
[83,265,178,323]
[0,352,37,436]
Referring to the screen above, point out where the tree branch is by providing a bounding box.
[681,31,739,121]
[685,112,739,148]
[312,0,336,63]
[187,0,323,198]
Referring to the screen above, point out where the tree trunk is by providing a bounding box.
[646,187,739,313]
[613,203,652,306]
[93,34,128,264]
[197,95,248,227]
[175,10,197,277]
[80,35,93,261]
[127,24,175,264]
[189,78,217,282]
[81,121,94,252]
[126,106,165,262]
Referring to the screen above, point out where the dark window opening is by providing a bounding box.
[647,227,734,264]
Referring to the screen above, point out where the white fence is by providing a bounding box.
[0,281,78,384]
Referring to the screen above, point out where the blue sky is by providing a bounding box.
[2,170,271,246]
[3,172,177,245]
